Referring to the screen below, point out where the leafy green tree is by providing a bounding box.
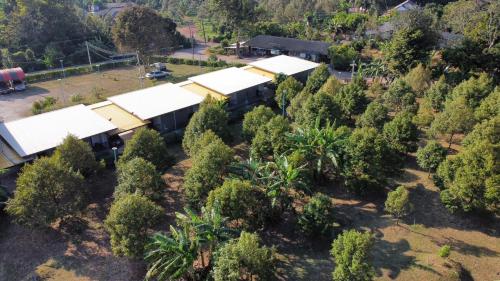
[145,226,198,281]
[242,106,276,141]
[287,90,312,120]
[413,98,436,128]
[183,96,230,155]
[113,6,179,64]
[52,134,101,178]
[115,157,164,200]
[382,78,417,113]
[189,130,225,158]
[474,87,499,122]
[251,116,291,159]
[333,78,367,119]
[206,179,263,227]
[416,141,447,176]
[121,127,173,171]
[383,27,432,75]
[450,73,494,109]
[356,101,389,131]
[331,230,374,281]
[320,76,344,95]
[302,64,330,94]
[385,186,412,224]
[296,91,344,128]
[430,96,475,149]
[212,232,276,281]
[5,157,86,228]
[404,63,431,96]
[438,141,498,213]
[329,12,368,35]
[298,193,335,237]
[184,140,234,205]
[342,127,399,193]
[383,111,419,154]
[424,75,450,111]
[462,116,499,148]
[275,76,304,110]
[105,194,162,258]
[329,44,359,70]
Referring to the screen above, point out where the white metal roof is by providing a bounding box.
[249,55,320,76]
[188,67,272,96]
[0,104,117,157]
[108,83,204,120]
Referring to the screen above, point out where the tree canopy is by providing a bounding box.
[121,127,173,171]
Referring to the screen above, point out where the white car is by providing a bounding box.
[145,70,170,79]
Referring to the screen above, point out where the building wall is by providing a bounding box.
[226,85,269,109]
[152,105,198,133]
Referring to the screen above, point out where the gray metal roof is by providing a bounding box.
[244,35,331,56]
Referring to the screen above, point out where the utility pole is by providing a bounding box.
[59,59,65,79]
[136,50,144,88]
[350,60,357,80]
[86,41,93,69]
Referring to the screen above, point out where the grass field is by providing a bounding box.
[0,123,498,281]
[0,63,213,121]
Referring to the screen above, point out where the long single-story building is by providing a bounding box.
[242,35,331,62]
[245,55,320,83]
[0,104,117,160]
[107,83,205,133]
[187,67,272,109]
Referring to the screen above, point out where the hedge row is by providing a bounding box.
[152,56,245,68]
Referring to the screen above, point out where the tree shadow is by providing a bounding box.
[372,238,415,279]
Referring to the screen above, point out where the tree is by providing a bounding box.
[475,87,499,122]
[242,106,276,141]
[404,63,431,96]
[287,90,312,120]
[320,76,344,96]
[430,96,475,149]
[104,194,163,258]
[298,193,335,237]
[450,73,494,109]
[383,111,419,154]
[437,141,498,213]
[357,101,389,131]
[329,44,359,70]
[112,6,180,64]
[115,157,164,200]
[206,179,262,228]
[416,141,447,176]
[251,116,291,159]
[462,116,499,148]
[6,157,86,228]
[184,141,234,205]
[424,75,451,112]
[145,226,198,281]
[382,78,417,113]
[121,127,173,171]
[331,230,374,281]
[190,130,226,158]
[302,64,330,94]
[275,76,304,110]
[212,232,276,281]
[183,97,230,155]
[295,91,344,128]
[333,78,367,119]
[385,186,412,224]
[53,134,101,178]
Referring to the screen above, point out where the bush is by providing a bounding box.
[5,157,87,228]
[242,105,276,141]
[438,245,451,258]
[183,141,234,206]
[31,96,57,115]
[115,157,164,200]
[53,134,101,177]
[206,179,265,228]
[331,230,374,281]
[182,97,230,155]
[120,127,173,171]
[104,194,163,258]
[298,193,335,237]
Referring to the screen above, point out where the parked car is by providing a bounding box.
[150,62,168,71]
[145,70,170,79]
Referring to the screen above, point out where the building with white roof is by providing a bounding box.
[0,104,116,157]
[247,55,320,82]
[108,83,204,132]
[188,67,271,108]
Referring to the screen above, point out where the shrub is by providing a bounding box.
[298,193,335,237]
[438,245,451,258]
[31,96,57,115]
[104,194,163,258]
[120,127,173,171]
[331,230,374,281]
[53,134,101,177]
[115,157,164,200]
[242,105,276,142]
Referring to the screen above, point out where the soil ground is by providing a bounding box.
[0,125,499,281]
[0,64,212,122]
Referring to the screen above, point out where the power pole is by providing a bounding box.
[136,51,144,88]
[86,41,93,69]
[350,60,357,80]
